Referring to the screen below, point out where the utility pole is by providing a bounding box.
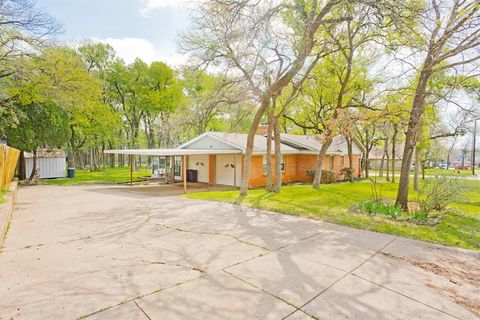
[473,120,477,175]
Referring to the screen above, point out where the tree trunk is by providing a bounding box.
[385,138,390,182]
[89,148,94,172]
[28,150,37,181]
[396,66,431,210]
[365,155,370,179]
[18,151,26,180]
[273,116,282,193]
[109,142,115,167]
[265,106,274,192]
[391,124,398,183]
[413,147,420,191]
[379,151,385,177]
[347,136,353,182]
[312,134,333,189]
[240,95,269,196]
[68,125,76,168]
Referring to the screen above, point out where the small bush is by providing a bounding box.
[305,169,338,184]
[359,200,403,218]
[340,167,354,181]
[321,170,337,184]
[419,176,464,213]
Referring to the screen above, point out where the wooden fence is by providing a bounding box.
[0,145,20,190]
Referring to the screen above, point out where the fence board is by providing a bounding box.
[0,145,20,189]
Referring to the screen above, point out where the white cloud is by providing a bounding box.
[92,37,187,66]
[139,0,195,16]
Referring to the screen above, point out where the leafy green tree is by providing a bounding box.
[7,102,69,180]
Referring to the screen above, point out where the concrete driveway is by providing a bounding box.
[0,185,478,320]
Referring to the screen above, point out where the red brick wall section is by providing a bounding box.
[247,153,362,187]
[248,155,298,187]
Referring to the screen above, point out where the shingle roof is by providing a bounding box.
[208,132,298,153]
[280,134,352,153]
[24,148,66,158]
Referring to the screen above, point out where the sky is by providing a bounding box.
[37,0,194,66]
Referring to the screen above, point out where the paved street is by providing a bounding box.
[0,185,478,320]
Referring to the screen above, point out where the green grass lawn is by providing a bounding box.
[424,168,476,177]
[0,189,7,204]
[371,168,475,177]
[186,179,480,250]
[41,166,152,186]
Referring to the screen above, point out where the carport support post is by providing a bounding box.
[183,155,187,193]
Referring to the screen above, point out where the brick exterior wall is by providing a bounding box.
[248,153,362,187]
[248,155,297,187]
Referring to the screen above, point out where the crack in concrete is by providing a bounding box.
[134,300,152,320]
[223,269,302,310]
[140,259,207,274]
[155,222,271,251]
[76,274,206,319]
[281,236,400,320]
[2,235,93,253]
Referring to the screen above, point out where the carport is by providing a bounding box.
[103,148,242,192]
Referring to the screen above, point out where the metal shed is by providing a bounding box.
[24,149,67,179]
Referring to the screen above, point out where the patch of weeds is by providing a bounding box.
[359,200,403,218]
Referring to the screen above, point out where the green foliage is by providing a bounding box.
[306,169,338,184]
[340,167,354,181]
[359,200,403,218]
[419,176,464,213]
[320,170,337,184]
[6,101,69,152]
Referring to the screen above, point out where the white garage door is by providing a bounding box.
[215,154,241,186]
[187,154,209,183]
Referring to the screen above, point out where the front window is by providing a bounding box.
[262,155,286,174]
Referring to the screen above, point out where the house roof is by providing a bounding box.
[207,132,299,153]
[24,148,66,159]
[105,132,364,157]
[279,134,365,153]
[103,148,241,156]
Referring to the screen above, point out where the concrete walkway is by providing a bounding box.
[0,185,478,320]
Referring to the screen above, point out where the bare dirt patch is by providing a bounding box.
[381,252,480,317]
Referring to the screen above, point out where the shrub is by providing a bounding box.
[359,200,403,218]
[305,169,337,184]
[340,167,354,181]
[321,170,337,184]
[419,176,464,213]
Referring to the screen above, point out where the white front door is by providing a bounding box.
[215,154,241,186]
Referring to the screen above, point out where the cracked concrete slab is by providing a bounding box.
[0,239,202,320]
[353,237,480,319]
[225,251,346,307]
[283,310,315,319]
[135,272,296,319]
[0,184,478,320]
[280,233,378,272]
[301,274,457,320]
[87,302,149,320]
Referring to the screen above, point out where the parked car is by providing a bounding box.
[438,163,447,169]
[455,164,469,170]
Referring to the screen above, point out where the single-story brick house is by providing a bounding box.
[105,131,364,189]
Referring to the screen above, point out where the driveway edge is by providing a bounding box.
[0,180,18,248]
